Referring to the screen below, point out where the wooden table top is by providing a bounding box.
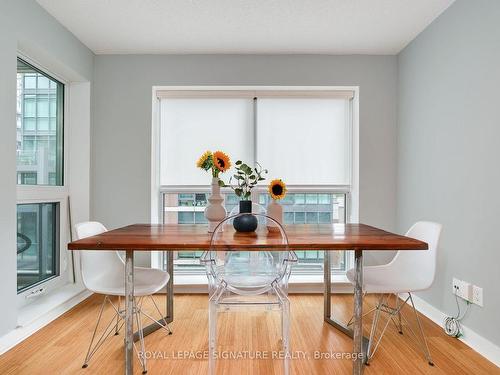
[68,223,428,251]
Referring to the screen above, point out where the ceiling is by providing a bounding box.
[36,0,455,55]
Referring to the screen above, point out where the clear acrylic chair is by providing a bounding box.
[200,213,297,375]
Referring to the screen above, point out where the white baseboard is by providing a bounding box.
[0,288,92,355]
[409,293,500,368]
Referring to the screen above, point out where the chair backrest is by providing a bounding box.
[388,221,442,291]
[74,221,123,292]
[201,213,297,296]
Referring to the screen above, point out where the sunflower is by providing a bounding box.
[268,179,287,200]
[196,151,212,170]
[212,151,231,173]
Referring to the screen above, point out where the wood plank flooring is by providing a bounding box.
[0,294,498,375]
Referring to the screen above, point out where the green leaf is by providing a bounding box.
[218,180,226,187]
[235,188,243,196]
[235,160,242,165]
[258,177,265,181]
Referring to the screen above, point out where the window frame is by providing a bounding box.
[16,54,70,307]
[16,201,61,293]
[150,86,359,281]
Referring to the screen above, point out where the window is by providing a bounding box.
[155,88,358,278]
[17,58,64,186]
[16,57,67,297]
[17,203,60,292]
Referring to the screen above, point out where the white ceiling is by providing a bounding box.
[36,0,455,55]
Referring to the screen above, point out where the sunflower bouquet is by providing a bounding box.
[266,179,287,231]
[196,150,231,181]
[268,179,287,200]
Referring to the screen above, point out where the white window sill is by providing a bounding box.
[1,283,91,355]
[17,282,89,327]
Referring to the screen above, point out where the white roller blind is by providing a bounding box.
[256,98,350,185]
[160,98,254,185]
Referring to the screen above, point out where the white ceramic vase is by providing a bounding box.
[205,177,226,233]
[267,199,283,232]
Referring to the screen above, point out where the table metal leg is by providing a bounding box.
[166,251,174,324]
[125,250,134,375]
[133,251,174,341]
[323,250,367,375]
[353,250,364,374]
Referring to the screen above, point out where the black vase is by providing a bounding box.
[233,200,258,232]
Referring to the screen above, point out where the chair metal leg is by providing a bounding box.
[396,295,403,334]
[367,294,409,363]
[82,296,108,368]
[148,295,172,334]
[346,305,376,327]
[82,293,173,373]
[365,293,433,366]
[408,293,434,366]
[366,294,385,364]
[82,296,122,369]
[115,296,121,335]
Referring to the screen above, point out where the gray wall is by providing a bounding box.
[0,0,93,336]
[398,0,500,345]
[92,55,398,265]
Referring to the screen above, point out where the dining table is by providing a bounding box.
[68,223,428,375]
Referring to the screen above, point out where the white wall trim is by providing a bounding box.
[0,286,92,355]
[409,293,500,368]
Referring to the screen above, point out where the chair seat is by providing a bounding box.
[346,266,425,294]
[88,267,170,297]
[223,274,277,289]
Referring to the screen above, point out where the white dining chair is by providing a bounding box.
[75,221,172,374]
[200,213,297,375]
[346,221,442,365]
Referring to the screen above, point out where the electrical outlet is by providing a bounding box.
[452,278,472,301]
[472,285,483,307]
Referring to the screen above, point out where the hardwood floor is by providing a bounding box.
[0,294,498,375]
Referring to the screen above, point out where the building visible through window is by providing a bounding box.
[163,192,346,270]
[16,58,63,186]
